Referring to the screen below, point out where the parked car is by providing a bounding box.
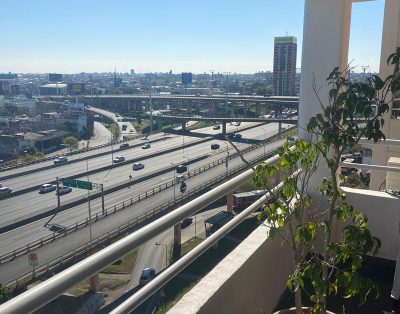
[113,156,125,163]
[213,125,221,130]
[211,143,220,150]
[181,217,193,228]
[176,165,188,173]
[56,186,72,195]
[53,156,68,164]
[132,163,145,171]
[142,143,150,149]
[0,187,12,196]
[120,143,129,149]
[39,184,57,194]
[139,268,156,286]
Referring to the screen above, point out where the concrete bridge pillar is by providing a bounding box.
[157,116,163,131]
[256,103,260,116]
[182,121,187,133]
[173,224,182,259]
[244,101,247,117]
[222,122,227,135]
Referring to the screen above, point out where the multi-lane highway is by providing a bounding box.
[0,119,294,283]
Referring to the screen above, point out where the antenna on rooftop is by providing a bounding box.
[361,65,370,74]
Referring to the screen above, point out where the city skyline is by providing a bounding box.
[0,0,384,74]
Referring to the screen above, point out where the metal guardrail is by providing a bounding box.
[3,144,281,289]
[0,149,293,314]
[0,135,283,267]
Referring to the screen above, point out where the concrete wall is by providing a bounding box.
[169,224,293,314]
[343,187,400,261]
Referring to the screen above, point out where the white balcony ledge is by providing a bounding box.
[169,223,293,314]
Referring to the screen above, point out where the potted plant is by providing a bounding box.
[250,52,400,314]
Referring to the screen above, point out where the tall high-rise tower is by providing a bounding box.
[273,36,297,96]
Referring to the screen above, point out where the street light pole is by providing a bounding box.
[155,242,168,269]
[171,163,176,203]
[225,143,229,174]
[86,159,92,244]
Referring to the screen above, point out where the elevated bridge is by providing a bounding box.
[44,94,299,116]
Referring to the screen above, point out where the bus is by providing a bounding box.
[233,190,271,213]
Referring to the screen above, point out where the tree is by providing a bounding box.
[0,283,12,305]
[251,51,400,314]
[63,136,79,152]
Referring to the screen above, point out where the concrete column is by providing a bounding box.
[227,192,234,214]
[173,224,182,259]
[298,0,352,141]
[370,0,400,190]
[182,121,186,133]
[222,122,227,135]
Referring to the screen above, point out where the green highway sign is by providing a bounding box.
[61,178,77,188]
[60,178,93,190]
[76,180,93,190]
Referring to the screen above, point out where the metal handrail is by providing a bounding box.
[111,169,302,314]
[340,161,400,173]
[0,150,286,314]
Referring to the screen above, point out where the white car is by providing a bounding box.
[113,156,125,163]
[132,163,144,171]
[0,187,12,196]
[39,184,57,193]
[142,143,150,149]
[56,186,72,195]
[54,156,68,164]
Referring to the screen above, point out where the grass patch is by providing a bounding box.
[101,122,119,140]
[181,237,204,257]
[101,249,138,274]
[132,121,150,134]
[188,120,214,130]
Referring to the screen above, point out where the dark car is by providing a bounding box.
[119,143,129,149]
[139,268,156,285]
[181,217,193,228]
[213,125,221,130]
[176,165,188,173]
[211,143,220,150]
[49,224,66,233]
[234,133,242,139]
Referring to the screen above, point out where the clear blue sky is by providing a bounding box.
[0,0,384,74]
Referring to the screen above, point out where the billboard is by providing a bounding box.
[182,72,192,85]
[49,73,63,82]
[68,83,85,95]
[274,36,297,44]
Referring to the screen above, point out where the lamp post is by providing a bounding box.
[170,163,176,203]
[155,242,168,269]
[110,133,114,165]
[225,142,229,174]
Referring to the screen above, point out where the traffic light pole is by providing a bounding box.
[56,177,60,213]
[101,184,105,215]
